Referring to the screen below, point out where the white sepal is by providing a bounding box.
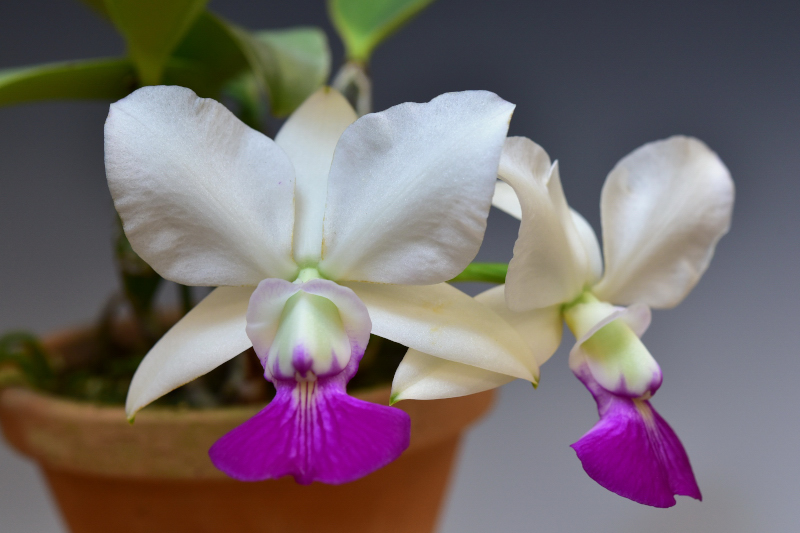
[593,136,735,308]
[275,88,357,265]
[391,350,514,402]
[475,285,563,366]
[125,286,254,418]
[569,209,603,285]
[345,281,538,383]
[500,137,595,311]
[492,180,522,219]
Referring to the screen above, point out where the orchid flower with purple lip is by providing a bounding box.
[392,135,734,507]
[105,85,539,484]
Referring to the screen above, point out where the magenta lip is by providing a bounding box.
[570,364,701,507]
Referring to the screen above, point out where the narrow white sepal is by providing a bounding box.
[392,350,514,402]
[475,285,563,366]
[345,281,538,382]
[125,286,254,418]
[499,137,595,311]
[492,180,522,219]
[275,88,357,265]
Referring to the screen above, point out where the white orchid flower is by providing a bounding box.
[393,135,734,507]
[105,86,538,484]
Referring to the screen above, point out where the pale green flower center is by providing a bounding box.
[563,292,660,396]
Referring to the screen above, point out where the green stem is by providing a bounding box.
[448,262,508,284]
[114,215,162,341]
[331,60,372,116]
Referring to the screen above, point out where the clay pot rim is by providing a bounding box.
[0,326,495,479]
[0,383,392,422]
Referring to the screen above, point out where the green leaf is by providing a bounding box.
[222,72,266,130]
[163,12,250,99]
[449,262,509,284]
[104,0,209,85]
[114,217,162,338]
[328,0,436,62]
[0,58,135,106]
[225,24,331,117]
[254,28,331,116]
[168,15,329,116]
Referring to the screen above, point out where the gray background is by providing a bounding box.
[1,0,798,531]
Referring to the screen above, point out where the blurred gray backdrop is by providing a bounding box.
[1,0,798,531]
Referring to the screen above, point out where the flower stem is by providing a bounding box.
[448,262,508,284]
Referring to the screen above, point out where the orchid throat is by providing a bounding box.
[210,273,412,484]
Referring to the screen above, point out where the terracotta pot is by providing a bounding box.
[0,327,495,533]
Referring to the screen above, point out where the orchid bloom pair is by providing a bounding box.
[107,86,540,484]
[107,84,734,505]
[395,135,734,507]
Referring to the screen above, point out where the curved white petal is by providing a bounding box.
[475,285,563,366]
[105,86,297,286]
[344,281,538,383]
[275,89,357,265]
[499,137,594,311]
[319,91,515,284]
[390,284,561,402]
[593,136,735,308]
[392,350,514,402]
[492,180,522,219]
[570,209,603,285]
[125,286,254,418]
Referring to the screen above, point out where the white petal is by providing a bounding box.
[593,136,735,308]
[499,137,594,311]
[475,285,563,366]
[105,86,297,286]
[275,89,357,265]
[125,286,254,417]
[569,209,603,285]
[345,281,538,382]
[492,180,522,219]
[392,350,514,402]
[319,91,515,284]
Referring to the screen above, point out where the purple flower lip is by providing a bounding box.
[571,367,701,507]
[213,277,410,485]
[209,371,411,485]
